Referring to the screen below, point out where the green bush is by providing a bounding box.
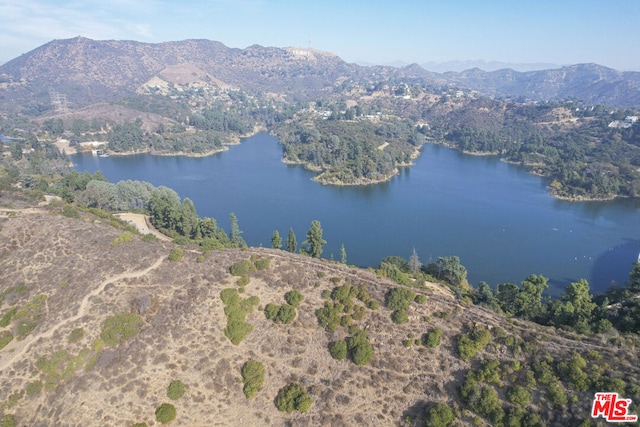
[16,320,37,340]
[391,309,409,324]
[547,381,567,407]
[506,385,530,406]
[229,259,256,276]
[0,414,15,427]
[284,290,304,307]
[355,285,371,303]
[424,402,455,427]
[155,403,176,424]
[367,300,380,310]
[265,302,296,324]
[0,307,17,327]
[241,360,265,398]
[253,257,270,270]
[62,205,79,218]
[276,304,296,324]
[385,287,416,310]
[414,294,428,304]
[132,423,148,427]
[456,326,492,361]
[69,328,84,343]
[274,383,312,413]
[142,233,158,243]
[347,329,373,365]
[220,288,240,305]
[220,289,259,345]
[264,303,279,321]
[167,380,185,400]
[329,340,348,360]
[331,285,354,305]
[111,231,134,246]
[25,380,43,397]
[423,328,443,348]
[316,301,343,332]
[0,330,14,350]
[100,313,142,346]
[461,381,504,426]
[168,247,184,262]
[351,305,367,321]
[237,276,250,287]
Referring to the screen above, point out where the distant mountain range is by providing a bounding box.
[1,37,639,112]
[421,60,564,73]
[368,60,562,73]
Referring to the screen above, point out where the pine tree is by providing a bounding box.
[340,244,347,264]
[229,213,246,247]
[286,228,297,253]
[408,248,421,274]
[302,220,326,258]
[271,230,282,249]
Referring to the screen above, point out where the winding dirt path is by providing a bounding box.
[0,255,166,372]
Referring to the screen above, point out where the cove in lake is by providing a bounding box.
[71,133,640,296]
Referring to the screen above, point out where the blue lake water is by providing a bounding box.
[71,132,640,296]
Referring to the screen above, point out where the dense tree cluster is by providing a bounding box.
[275,119,419,184]
[439,101,640,199]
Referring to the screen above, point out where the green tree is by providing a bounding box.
[155,403,176,424]
[514,274,548,319]
[302,220,326,258]
[506,385,531,406]
[563,278,596,329]
[10,143,22,160]
[427,256,468,289]
[408,248,421,274]
[347,329,373,365]
[241,360,265,398]
[271,230,282,249]
[329,340,348,360]
[178,198,199,238]
[229,213,246,247]
[424,403,455,427]
[275,383,313,413]
[340,243,347,264]
[286,228,297,253]
[284,290,304,307]
[628,262,640,293]
[167,380,185,400]
[495,283,520,314]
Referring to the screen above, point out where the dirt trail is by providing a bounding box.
[114,212,172,241]
[0,255,166,372]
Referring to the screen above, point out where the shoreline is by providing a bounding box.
[68,127,266,159]
[429,142,627,202]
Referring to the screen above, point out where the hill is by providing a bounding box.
[1,37,640,113]
[0,191,638,426]
[0,37,358,112]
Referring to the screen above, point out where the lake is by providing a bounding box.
[71,132,640,295]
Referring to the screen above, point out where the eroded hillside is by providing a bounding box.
[0,193,638,426]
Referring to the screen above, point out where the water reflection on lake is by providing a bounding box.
[71,133,640,296]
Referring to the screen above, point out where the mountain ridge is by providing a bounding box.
[1,37,640,112]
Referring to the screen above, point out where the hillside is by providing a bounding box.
[0,37,358,111]
[1,37,640,114]
[1,191,638,426]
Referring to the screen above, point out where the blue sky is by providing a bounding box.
[1,0,639,70]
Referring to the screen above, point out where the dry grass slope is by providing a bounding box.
[0,193,638,426]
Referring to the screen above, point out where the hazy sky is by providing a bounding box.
[1,0,639,70]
